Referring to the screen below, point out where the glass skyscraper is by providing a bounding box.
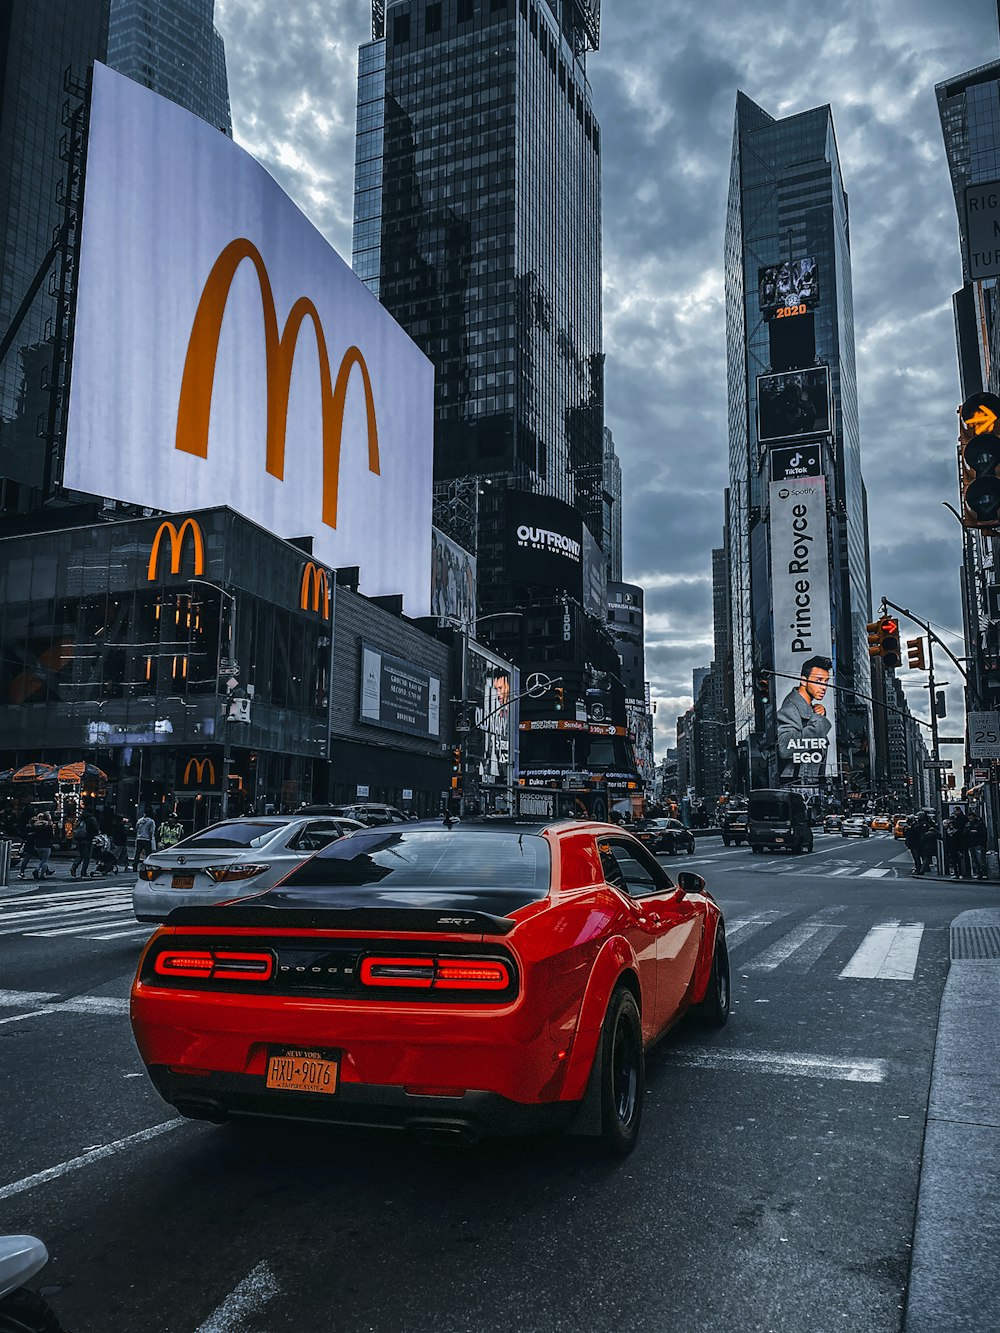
[352,0,604,611]
[725,92,873,793]
[0,0,109,514]
[107,0,232,136]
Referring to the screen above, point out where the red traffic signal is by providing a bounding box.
[879,618,901,669]
[960,392,1000,529]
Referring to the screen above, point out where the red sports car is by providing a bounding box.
[130,819,730,1154]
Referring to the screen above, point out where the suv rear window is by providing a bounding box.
[749,797,789,823]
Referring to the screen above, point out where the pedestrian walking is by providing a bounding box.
[944,811,968,879]
[904,815,925,876]
[70,803,100,879]
[132,810,157,871]
[966,812,988,879]
[110,815,130,872]
[919,817,939,875]
[158,813,184,848]
[19,807,56,880]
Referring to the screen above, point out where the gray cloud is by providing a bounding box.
[214,0,999,753]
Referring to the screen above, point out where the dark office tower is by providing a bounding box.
[0,0,109,516]
[725,92,873,795]
[352,0,604,611]
[107,0,231,135]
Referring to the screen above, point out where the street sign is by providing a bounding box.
[938,737,965,745]
[969,711,1000,759]
[964,181,1000,280]
[923,759,953,769]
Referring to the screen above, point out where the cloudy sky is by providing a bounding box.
[214,0,999,753]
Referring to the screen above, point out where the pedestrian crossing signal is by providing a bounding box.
[959,392,1000,530]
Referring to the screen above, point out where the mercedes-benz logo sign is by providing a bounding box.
[526,672,551,699]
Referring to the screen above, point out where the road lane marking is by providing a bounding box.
[0,1119,185,1202]
[725,911,785,948]
[24,912,139,937]
[743,921,846,972]
[860,868,891,878]
[840,921,924,980]
[89,927,152,940]
[0,899,131,932]
[662,1047,887,1083]
[0,990,129,1023]
[195,1261,281,1333]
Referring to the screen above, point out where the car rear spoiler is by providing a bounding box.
[163,905,518,935]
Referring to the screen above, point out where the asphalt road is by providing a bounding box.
[1,833,996,1333]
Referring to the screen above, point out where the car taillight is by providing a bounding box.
[360,955,511,992]
[139,865,162,882]
[204,863,270,883]
[153,948,274,981]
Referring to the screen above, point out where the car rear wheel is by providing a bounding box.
[599,987,644,1155]
[691,925,730,1027]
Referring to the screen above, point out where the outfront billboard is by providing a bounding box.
[769,476,837,782]
[65,64,434,614]
[757,368,831,443]
[505,491,585,598]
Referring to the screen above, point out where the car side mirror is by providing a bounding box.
[677,871,706,895]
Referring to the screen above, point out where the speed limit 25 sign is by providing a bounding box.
[969,711,1000,759]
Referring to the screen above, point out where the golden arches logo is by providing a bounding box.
[148,518,205,581]
[175,238,380,531]
[183,757,216,786]
[300,562,331,618]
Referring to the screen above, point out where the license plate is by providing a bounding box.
[775,836,784,843]
[266,1048,339,1095]
[171,874,194,889]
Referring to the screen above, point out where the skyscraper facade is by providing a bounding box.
[0,0,109,515]
[107,0,232,135]
[725,92,873,795]
[352,0,604,608]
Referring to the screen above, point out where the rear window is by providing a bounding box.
[175,820,287,849]
[258,829,551,898]
[749,796,789,823]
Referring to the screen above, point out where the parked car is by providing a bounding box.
[130,818,731,1154]
[310,803,410,826]
[870,814,892,831]
[719,806,750,846]
[841,816,871,839]
[823,815,844,833]
[132,815,365,922]
[631,817,695,856]
[748,789,813,854]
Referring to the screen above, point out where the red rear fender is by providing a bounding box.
[559,936,637,1102]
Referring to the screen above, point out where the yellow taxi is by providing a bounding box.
[893,816,910,839]
[870,814,892,831]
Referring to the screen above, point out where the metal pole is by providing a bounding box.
[927,633,944,873]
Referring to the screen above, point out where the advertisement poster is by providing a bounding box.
[625,699,655,787]
[758,257,819,319]
[768,476,837,781]
[757,367,831,443]
[360,645,440,740]
[431,527,476,633]
[465,643,518,796]
[505,491,584,596]
[66,64,434,613]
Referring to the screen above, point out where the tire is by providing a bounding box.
[0,1288,68,1333]
[598,987,644,1155]
[686,838,695,854]
[751,845,763,854]
[691,925,731,1027]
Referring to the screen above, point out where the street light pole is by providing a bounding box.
[191,579,237,820]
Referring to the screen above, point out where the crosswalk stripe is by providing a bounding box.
[839,921,924,980]
[725,912,784,948]
[662,1047,888,1084]
[860,868,891,878]
[0,902,132,936]
[25,914,138,937]
[744,921,846,972]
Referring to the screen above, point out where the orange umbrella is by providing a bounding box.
[56,762,108,784]
[11,763,57,783]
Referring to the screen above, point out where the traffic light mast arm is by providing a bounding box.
[877,597,967,682]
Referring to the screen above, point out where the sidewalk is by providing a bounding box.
[904,908,1000,1332]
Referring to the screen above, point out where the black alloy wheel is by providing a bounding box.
[599,987,645,1155]
[691,925,731,1027]
[0,1287,68,1333]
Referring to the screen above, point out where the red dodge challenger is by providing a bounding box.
[130,818,730,1154]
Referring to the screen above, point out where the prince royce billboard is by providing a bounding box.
[65,64,434,614]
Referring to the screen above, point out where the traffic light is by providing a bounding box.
[755,671,770,701]
[906,637,926,670]
[450,746,462,790]
[935,690,947,718]
[553,686,564,711]
[867,621,883,658]
[879,618,901,669]
[959,392,1000,529]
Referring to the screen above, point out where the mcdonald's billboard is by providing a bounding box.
[65,63,433,615]
[177,754,220,789]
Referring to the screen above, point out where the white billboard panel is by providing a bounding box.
[66,64,434,614]
[769,476,838,781]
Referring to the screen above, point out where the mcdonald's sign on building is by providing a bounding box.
[300,562,331,618]
[147,517,205,581]
[65,62,434,616]
[178,754,221,790]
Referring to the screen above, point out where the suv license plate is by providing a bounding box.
[266,1048,339,1095]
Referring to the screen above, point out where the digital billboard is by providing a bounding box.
[465,642,518,795]
[65,64,434,614]
[757,368,831,443]
[768,476,837,781]
[431,527,476,634]
[758,257,819,320]
[360,645,440,741]
[505,491,585,597]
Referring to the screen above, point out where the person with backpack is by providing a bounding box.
[18,807,56,880]
[132,810,157,871]
[966,812,988,880]
[70,803,100,879]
